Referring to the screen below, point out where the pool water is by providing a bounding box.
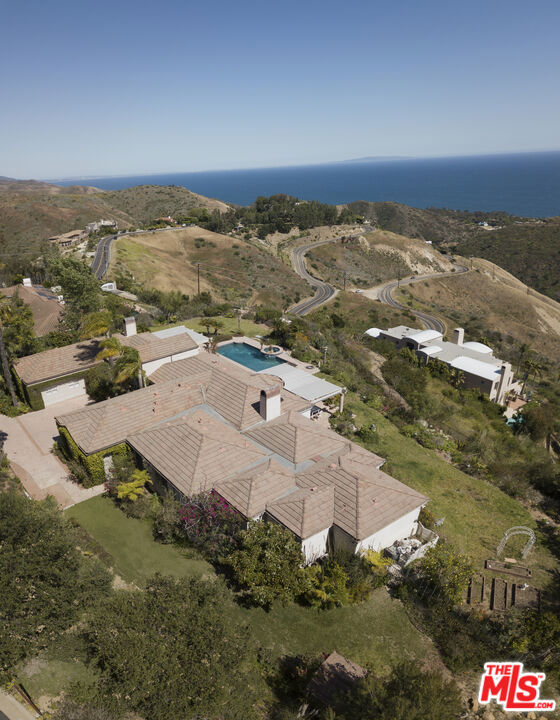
[217,342,286,372]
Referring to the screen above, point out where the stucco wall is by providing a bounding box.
[301,528,329,564]
[355,506,422,553]
[142,347,199,377]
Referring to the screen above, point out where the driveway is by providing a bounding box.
[1,395,105,508]
[0,691,38,720]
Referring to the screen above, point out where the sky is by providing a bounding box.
[2,0,560,179]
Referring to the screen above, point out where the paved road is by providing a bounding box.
[0,691,39,720]
[376,264,469,334]
[90,233,117,278]
[289,238,339,316]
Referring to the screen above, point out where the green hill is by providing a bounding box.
[456,219,560,302]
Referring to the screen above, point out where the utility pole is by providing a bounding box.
[397,269,401,288]
[323,345,328,365]
[197,263,200,295]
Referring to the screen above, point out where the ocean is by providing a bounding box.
[56,151,560,217]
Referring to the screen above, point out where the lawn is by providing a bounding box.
[150,316,270,338]
[347,394,558,588]
[66,496,214,585]
[65,497,438,676]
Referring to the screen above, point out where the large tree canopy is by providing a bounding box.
[84,575,255,720]
[0,492,111,680]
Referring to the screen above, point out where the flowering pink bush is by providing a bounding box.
[180,491,243,559]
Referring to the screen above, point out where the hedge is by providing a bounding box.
[58,425,131,487]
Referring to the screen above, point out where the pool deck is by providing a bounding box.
[217,336,321,375]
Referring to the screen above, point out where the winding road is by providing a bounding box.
[90,233,118,278]
[289,238,340,316]
[288,235,469,332]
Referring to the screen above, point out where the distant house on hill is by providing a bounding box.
[86,219,117,234]
[48,229,87,247]
[0,282,62,337]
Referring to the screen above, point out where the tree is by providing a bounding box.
[0,295,36,406]
[83,575,255,720]
[96,336,122,366]
[114,469,151,501]
[227,521,308,608]
[0,492,111,680]
[113,345,143,388]
[80,309,112,340]
[46,256,102,326]
[332,660,463,720]
[84,363,119,402]
[521,401,560,452]
[417,543,473,607]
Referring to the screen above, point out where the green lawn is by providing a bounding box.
[150,317,270,338]
[66,496,214,585]
[65,497,437,675]
[347,394,557,588]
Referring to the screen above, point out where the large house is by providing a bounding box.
[13,319,205,409]
[366,325,520,404]
[56,352,428,562]
[48,229,87,248]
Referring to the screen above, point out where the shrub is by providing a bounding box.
[180,492,244,559]
[227,521,308,608]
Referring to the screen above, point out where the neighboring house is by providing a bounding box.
[14,338,101,409]
[366,325,520,404]
[86,219,117,233]
[0,283,62,336]
[56,353,428,562]
[13,319,202,409]
[48,229,87,247]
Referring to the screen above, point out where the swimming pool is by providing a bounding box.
[217,342,286,372]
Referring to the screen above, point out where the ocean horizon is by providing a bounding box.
[55,150,560,217]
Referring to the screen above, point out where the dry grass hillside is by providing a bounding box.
[306,229,454,289]
[0,179,230,263]
[110,226,309,308]
[400,257,560,361]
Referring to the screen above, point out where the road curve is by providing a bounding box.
[376,265,469,334]
[289,238,339,316]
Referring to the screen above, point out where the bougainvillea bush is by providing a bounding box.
[180,492,244,559]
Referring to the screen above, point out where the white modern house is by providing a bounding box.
[365,325,520,404]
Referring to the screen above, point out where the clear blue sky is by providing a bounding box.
[2,0,559,178]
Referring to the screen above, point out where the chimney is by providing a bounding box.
[260,385,281,421]
[452,328,464,345]
[495,361,511,405]
[124,316,137,337]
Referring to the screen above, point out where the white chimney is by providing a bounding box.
[124,316,137,337]
[495,361,512,405]
[453,328,464,345]
[260,385,281,421]
[22,278,32,287]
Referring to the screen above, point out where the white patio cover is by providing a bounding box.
[258,364,342,402]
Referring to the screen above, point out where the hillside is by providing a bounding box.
[306,229,454,289]
[456,218,560,302]
[109,226,309,308]
[0,179,230,268]
[400,256,560,362]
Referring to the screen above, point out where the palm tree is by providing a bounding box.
[80,309,112,340]
[114,346,143,388]
[516,343,529,374]
[96,336,123,367]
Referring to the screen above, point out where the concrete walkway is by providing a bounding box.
[0,692,38,720]
[1,396,105,508]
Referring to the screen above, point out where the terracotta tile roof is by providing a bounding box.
[56,376,208,453]
[214,459,295,518]
[307,652,367,707]
[267,485,334,539]
[297,453,427,541]
[0,285,62,336]
[244,411,347,464]
[149,354,309,429]
[115,331,197,363]
[127,409,268,496]
[14,338,101,385]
